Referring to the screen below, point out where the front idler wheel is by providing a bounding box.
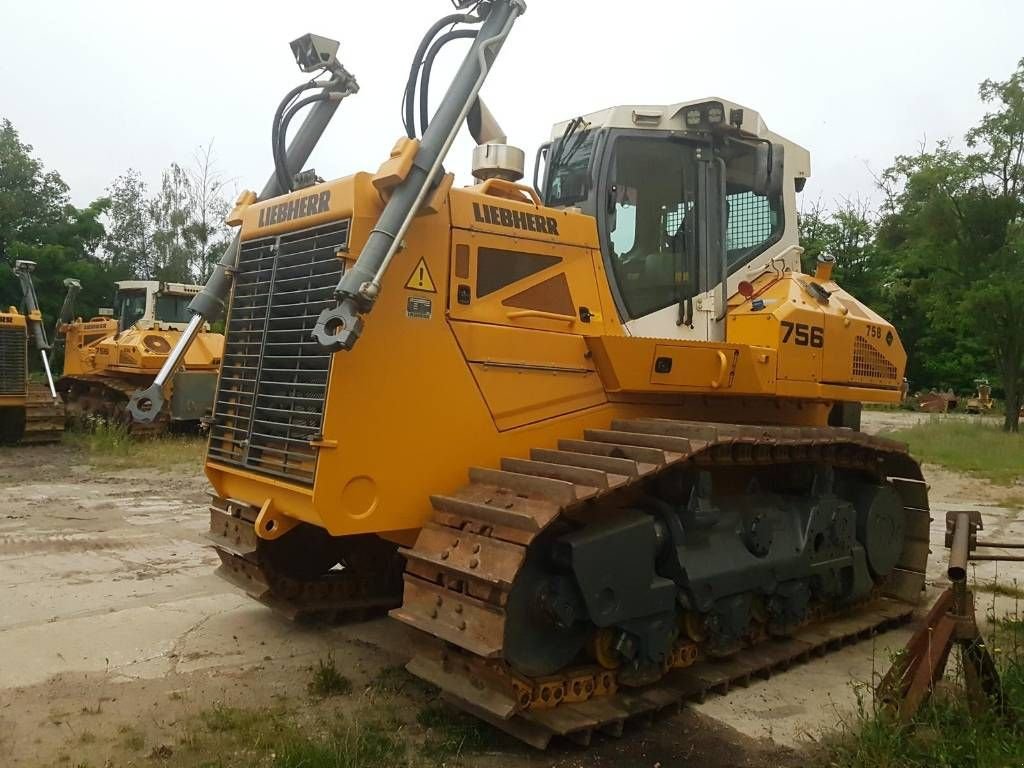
[503,557,589,678]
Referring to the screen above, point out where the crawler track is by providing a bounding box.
[59,374,168,436]
[19,383,64,444]
[411,596,914,748]
[392,418,931,748]
[206,495,405,622]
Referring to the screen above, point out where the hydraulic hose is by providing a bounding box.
[419,30,477,136]
[313,0,526,353]
[403,12,479,138]
[276,92,332,187]
[128,65,358,424]
[273,80,325,193]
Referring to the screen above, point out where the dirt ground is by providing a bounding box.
[1,410,1021,767]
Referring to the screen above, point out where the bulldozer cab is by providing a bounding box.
[539,99,810,342]
[112,281,205,333]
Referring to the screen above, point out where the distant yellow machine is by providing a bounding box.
[135,4,930,747]
[966,379,994,414]
[0,261,63,444]
[57,280,223,432]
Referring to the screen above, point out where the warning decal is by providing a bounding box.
[404,257,437,293]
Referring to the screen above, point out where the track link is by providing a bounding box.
[20,383,65,444]
[206,496,404,622]
[392,418,932,748]
[59,374,168,436]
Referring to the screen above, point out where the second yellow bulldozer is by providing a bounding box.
[135,2,930,748]
[56,280,223,433]
[0,261,64,444]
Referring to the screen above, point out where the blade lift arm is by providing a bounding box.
[127,50,358,424]
[312,0,526,352]
[13,260,58,399]
[48,277,81,369]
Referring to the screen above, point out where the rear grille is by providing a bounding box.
[207,220,348,486]
[852,335,897,381]
[0,326,27,396]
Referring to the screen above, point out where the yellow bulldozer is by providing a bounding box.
[55,280,223,433]
[132,2,930,747]
[0,261,64,444]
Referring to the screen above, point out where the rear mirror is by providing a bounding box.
[752,142,785,198]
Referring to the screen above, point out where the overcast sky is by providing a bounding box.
[2,1,1021,213]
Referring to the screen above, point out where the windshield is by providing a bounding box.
[113,290,147,331]
[154,294,192,324]
[604,136,700,320]
[545,129,596,208]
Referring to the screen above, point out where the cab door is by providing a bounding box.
[597,133,721,342]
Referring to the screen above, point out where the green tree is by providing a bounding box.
[875,60,1024,430]
[0,118,117,336]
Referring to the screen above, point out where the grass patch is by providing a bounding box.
[199,704,268,734]
[976,580,1024,600]
[308,653,352,698]
[65,424,204,470]
[369,664,436,699]
[118,724,145,751]
[820,603,1024,767]
[881,418,1024,485]
[999,493,1024,510]
[417,702,499,760]
[175,703,413,768]
[273,711,408,768]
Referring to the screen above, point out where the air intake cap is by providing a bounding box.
[472,143,525,182]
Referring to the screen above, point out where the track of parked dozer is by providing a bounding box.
[391,418,932,748]
[21,383,65,444]
[59,374,168,436]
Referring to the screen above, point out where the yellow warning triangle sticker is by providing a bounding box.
[404,257,437,293]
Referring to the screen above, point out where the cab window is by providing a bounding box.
[723,142,782,273]
[604,137,699,320]
[113,290,146,331]
[155,294,192,324]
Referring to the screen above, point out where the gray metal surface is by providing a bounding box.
[313,0,527,352]
[207,220,349,486]
[168,370,219,422]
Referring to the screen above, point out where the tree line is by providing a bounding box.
[0,120,233,328]
[1,59,1021,430]
[800,59,1023,431]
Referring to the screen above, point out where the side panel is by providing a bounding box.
[451,322,608,431]
[169,370,218,422]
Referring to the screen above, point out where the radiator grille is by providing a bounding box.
[207,220,348,486]
[0,326,27,396]
[852,335,897,381]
